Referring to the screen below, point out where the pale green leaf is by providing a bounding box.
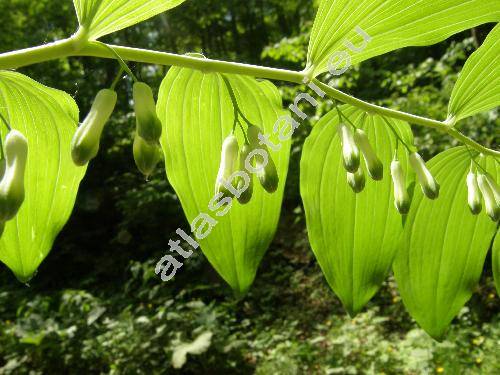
[493,231,500,296]
[447,23,500,123]
[393,148,498,340]
[157,67,291,295]
[307,0,500,77]
[0,71,86,282]
[300,105,414,315]
[73,0,186,40]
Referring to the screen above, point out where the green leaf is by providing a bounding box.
[0,71,86,282]
[73,0,186,40]
[393,148,498,340]
[306,0,500,77]
[300,105,414,315]
[157,67,291,295]
[493,231,500,296]
[447,24,500,123]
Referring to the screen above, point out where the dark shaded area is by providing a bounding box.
[0,0,498,373]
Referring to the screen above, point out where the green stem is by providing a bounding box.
[0,113,11,131]
[96,42,139,82]
[333,101,356,130]
[465,146,487,174]
[238,122,249,144]
[381,116,412,152]
[313,80,500,158]
[447,128,498,158]
[0,38,302,82]
[221,74,255,133]
[0,28,87,69]
[0,37,498,158]
[0,38,76,69]
[110,67,124,90]
[80,42,306,83]
[313,80,446,130]
[221,75,241,134]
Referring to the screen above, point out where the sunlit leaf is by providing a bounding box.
[448,23,500,123]
[300,105,414,315]
[73,0,187,40]
[393,148,498,340]
[306,0,500,77]
[157,67,291,295]
[493,230,500,296]
[0,71,86,282]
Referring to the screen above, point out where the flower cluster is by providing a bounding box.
[70,81,162,178]
[466,161,499,222]
[337,116,441,215]
[338,123,383,194]
[215,124,279,205]
[390,152,440,214]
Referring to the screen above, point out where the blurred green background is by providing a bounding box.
[0,0,499,373]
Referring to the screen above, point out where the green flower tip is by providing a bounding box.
[353,128,383,181]
[477,173,500,222]
[133,134,162,178]
[409,152,439,200]
[347,167,365,193]
[236,144,253,204]
[248,125,279,194]
[390,159,410,215]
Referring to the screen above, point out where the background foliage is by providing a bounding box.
[0,0,498,373]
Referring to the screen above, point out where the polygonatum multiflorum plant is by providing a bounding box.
[0,0,499,340]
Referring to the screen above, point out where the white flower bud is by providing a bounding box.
[0,130,28,222]
[338,123,360,173]
[484,173,500,205]
[353,128,383,180]
[477,173,500,222]
[390,159,410,214]
[466,170,482,215]
[409,152,439,200]
[215,135,239,198]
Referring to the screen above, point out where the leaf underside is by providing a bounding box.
[157,66,291,294]
[0,71,86,282]
[307,0,500,77]
[73,0,186,39]
[300,105,414,315]
[448,23,500,122]
[393,148,499,340]
[493,231,500,296]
